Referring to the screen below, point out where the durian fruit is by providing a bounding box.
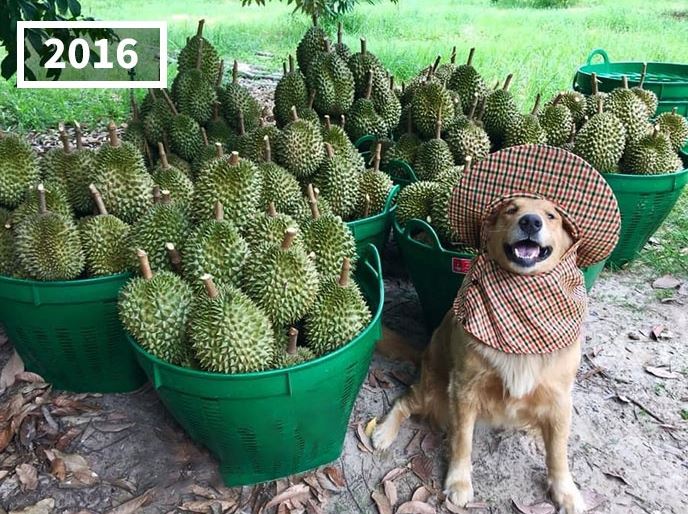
[128,190,192,272]
[346,72,387,142]
[348,38,385,99]
[206,102,236,148]
[356,142,393,218]
[190,274,275,374]
[243,228,319,326]
[275,106,325,179]
[556,91,586,127]
[606,76,652,143]
[192,129,224,178]
[584,72,608,119]
[296,15,329,75]
[385,112,421,164]
[15,184,84,281]
[504,94,547,147]
[10,180,72,227]
[239,120,281,164]
[372,74,402,134]
[161,90,204,162]
[431,158,467,242]
[79,184,130,276]
[192,151,261,227]
[305,258,371,357]
[257,136,305,217]
[167,153,192,176]
[299,90,322,125]
[445,95,491,164]
[243,202,300,249]
[573,97,626,172]
[434,47,458,84]
[0,132,40,209]
[118,249,194,365]
[219,60,262,133]
[540,94,575,147]
[93,123,153,224]
[631,64,658,117]
[414,114,454,180]
[272,327,315,369]
[152,143,194,207]
[172,38,217,124]
[448,48,488,114]
[177,19,221,84]
[482,74,519,148]
[302,185,357,281]
[322,115,364,168]
[308,39,355,119]
[411,77,456,140]
[143,89,173,147]
[333,23,351,61]
[312,143,360,220]
[123,92,150,163]
[0,209,18,276]
[183,200,249,290]
[395,180,439,226]
[622,125,677,175]
[656,107,688,152]
[274,55,309,128]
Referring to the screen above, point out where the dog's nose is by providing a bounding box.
[518,214,542,235]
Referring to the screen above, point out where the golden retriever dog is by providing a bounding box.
[372,196,586,514]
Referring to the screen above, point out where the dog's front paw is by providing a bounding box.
[550,476,585,514]
[444,467,474,507]
[371,418,398,451]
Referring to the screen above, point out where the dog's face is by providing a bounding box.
[484,197,573,275]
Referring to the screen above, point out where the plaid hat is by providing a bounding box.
[449,145,621,268]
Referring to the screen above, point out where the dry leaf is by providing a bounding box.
[580,490,607,511]
[364,417,378,438]
[649,325,665,341]
[405,430,423,454]
[9,498,55,514]
[652,275,682,289]
[465,501,489,509]
[0,424,14,453]
[396,500,436,513]
[411,486,431,503]
[305,498,322,514]
[511,499,555,514]
[381,467,407,483]
[16,463,38,491]
[383,480,397,507]
[50,458,66,481]
[0,351,25,392]
[314,471,340,492]
[190,484,219,499]
[323,466,344,488]
[15,372,45,383]
[444,499,467,513]
[421,433,440,454]
[105,489,155,514]
[356,423,374,453]
[264,484,310,509]
[179,500,236,513]
[371,490,392,514]
[602,470,630,486]
[46,450,98,486]
[644,366,681,379]
[410,454,433,483]
[372,368,392,388]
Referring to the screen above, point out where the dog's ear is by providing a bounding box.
[483,203,504,230]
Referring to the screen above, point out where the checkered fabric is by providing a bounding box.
[453,244,587,354]
[449,145,621,268]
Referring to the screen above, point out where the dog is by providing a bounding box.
[372,196,586,514]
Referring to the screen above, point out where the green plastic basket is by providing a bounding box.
[127,244,384,487]
[573,49,688,115]
[393,218,606,331]
[347,185,399,257]
[0,273,146,393]
[384,159,419,187]
[603,168,688,267]
[354,134,376,154]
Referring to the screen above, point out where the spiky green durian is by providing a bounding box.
[622,125,677,175]
[0,132,40,209]
[190,275,275,373]
[122,93,149,162]
[177,20,221,84]
[305,258,370,356]
[395,180,439,226]
[15,184,84,281]
[182,201,249,291]
[119,250,193,365]
[656,108,688,152]
[573,97,626,172]
[93,124,153,224]
[448,48,488,114]
[274,55,309,128]
[257,136,306,217]
[321,115,363,168]
[431,162,465,242]
[308,41,355,118]
[348,38,385,98]
[172,38,217,124]
[333,23,351,61]
[205,102,237,149]
[192,133,225,179]
[414,117,454,181]
[346,73,387,142]
[504,95,547,148]
[275,107,325,179]
[372,75,402,134]
[356,143,393,218]
[434,48,458,84]
[166,153,192,177]
[143,89,173,146]
[192,151,261,227]
[242,228,319,326]
[242,202,300,249]
[159,90,205,162]
[296,18,328,74]
[312,143,360,220]
[385,113,421,165]
[445,97,491,164]
[411,79,456,140]
[0,209,17,276]
[539,95,575,147]
[239,123,281,164]
[482,75,519,147]
[557,91,586,127]
[631,64,658,116]
[219,61,262,133]
[10,180,71,227]
[606,77,652,143]
[79,185,130,276]
[272,327,315,369]
[584,73,608,119]
[152,143,194,208]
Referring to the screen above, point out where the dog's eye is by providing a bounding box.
[546,212,557,220]
[505,206,518,215]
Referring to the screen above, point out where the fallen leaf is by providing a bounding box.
[364,418,378,438]
[371,490,392,514]
[602,470,630,486]
[0,424,14,452]
[465,501,490,509]
[644,366,681,379]
[372,368,392,388]
[410,454,433,483]
[45,450,98,486]
[105,489,155,514]
[15,372,45,383]
[16,463,38,491]
[649,325,665,341]
[305,498,322,514]
[580,490,606,511]
[189,484,219,499]
[55,427,82,450]
[381,467,407,483]
[0,351,25,392]
[323,466,344,488]
[314,471,339,493]
[356,423,374,453]
[396,500,436,513]
[9,498,55,514]
[444,499,466,513]
[511,499,555,514]
[405,430,423,454]
[421,432,440,454]
[178,500,236,513]
[383,480,397,507]
[264,484,310,509]
[93,422,135,433]
[411,486,431,502]
[652,275,682,289]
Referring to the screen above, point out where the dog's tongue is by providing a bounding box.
[513,241,540,260]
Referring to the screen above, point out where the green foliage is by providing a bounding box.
[491,0,576,7]
[241,0,398,18]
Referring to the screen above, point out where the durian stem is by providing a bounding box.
[157,142,170,169]
[282,61,287,76]
[597,96,604,115]
[129,91,140,121]
[466,47,475,66]
[287,328,298,355]
[214,200,224,221]
[340,114,346,129]
[215,141,224,158]
[213,102,221,121]
[363,194,371,219]
[360,38,367,55]
[201,274,219,299]
[137,249,153,280]
[531,93,541,115]
[216,60,224,88]
[338,257,351,287]
[324,142,335,158]
[622,75,629,89]
[74,121,84,151]
[59,124,71,153]
[263,135,272,162]
[492,80,500,90]
[232,60,239,84]
[502,74,513,92]
[288,54,295,74]
[475,99,486,121]
[201,127,209,146]
[591,72,599,95]
[464,155,473,173]
[36,183,47,215]
[324,115,332,130]
[152,185,161,204]
[364,71,373,100]
[281,228,298,250]
[373,141,382,172]
[652,124,660,137]
[672,107,677,115]
[160,189,172,205]
[165,243,182,273]
[324,39,331,53]
[434,109,443,140]
[148,88,157,100]
[229,151,239,165]
[311,14,318,26]
[406,109,413,134]
[468,94,478,121]
[238,110,246,135]
[450,46,457,64]
[337,22,344,46]
[196,19,205,38]
[160,89,179,116]
[267,202,277,217]
[306,184,320,219]
[432,55,441,73]
[290,105,299,122]
[308,89,316,109]
[389,75,394,91]
[639,63,647,89]
[195,38,204,71]
[89,184,108,215]
[107,121,120,147]
[552,93,563,106]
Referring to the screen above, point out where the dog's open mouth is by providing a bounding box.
[504,240,552,267]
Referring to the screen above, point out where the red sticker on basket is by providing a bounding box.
[452,257,472,274]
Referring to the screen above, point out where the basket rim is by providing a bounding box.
[576,62,688,85]
[0,271,132,288]
[347,184,400,227]
[601,167,688,182]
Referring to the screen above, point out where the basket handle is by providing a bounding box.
[383,184,401,213]
[402,218,445,251]
[386,159,419,183]
[354,134,376,151]
[585,48,610,66]
[361,243,382,283]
